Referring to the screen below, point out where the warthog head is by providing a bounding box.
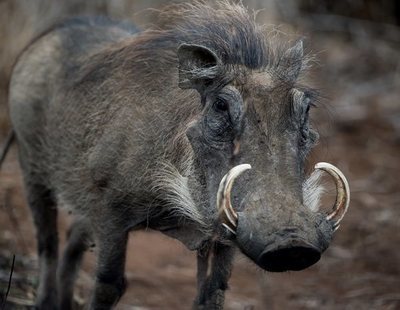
[177,40,349,272]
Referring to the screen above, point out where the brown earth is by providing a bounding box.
[1,1,400,309]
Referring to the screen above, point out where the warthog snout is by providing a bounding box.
[236,213,331,272]
[257,239,321,272]
[217,163,350,272]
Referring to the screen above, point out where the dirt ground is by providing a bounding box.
[0,1,400,309]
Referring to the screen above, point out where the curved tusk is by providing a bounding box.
[217,164,252,233]
[314,162,350,228]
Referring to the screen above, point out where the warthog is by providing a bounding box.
[4,1,350,309]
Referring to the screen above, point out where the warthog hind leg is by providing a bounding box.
[21,164,58,308]
[57,219,91,310]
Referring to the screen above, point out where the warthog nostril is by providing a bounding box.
[257,240,321,272]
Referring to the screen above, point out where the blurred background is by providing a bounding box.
[0,0,399,309]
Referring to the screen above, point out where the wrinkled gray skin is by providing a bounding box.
[8,3,335,310]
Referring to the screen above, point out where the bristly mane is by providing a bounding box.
[134,0,309,81]
[79,1,308,89]
[150,1,269,69]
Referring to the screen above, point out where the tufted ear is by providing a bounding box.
[279,40,304,83]
[177,43,221,92]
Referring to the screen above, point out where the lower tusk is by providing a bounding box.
[217,164,252,232]
[217,173,237,228]
[314,162,350,228]
[222,223,237,235]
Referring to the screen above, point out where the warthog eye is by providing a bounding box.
[203,86,243,144]
[213,98,229,112]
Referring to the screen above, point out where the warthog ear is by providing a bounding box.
[177,43,221,92]
[279,40,304,83]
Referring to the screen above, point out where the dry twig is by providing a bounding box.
[0,254,15,310]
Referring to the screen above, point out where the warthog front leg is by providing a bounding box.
[88,229,128,309]
[194,243,235,310]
